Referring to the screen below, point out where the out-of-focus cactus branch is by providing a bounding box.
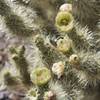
[72,0,100,31]
[4,72,18,86]
[10,46,31,85]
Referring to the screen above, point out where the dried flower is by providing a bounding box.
[52,61,65,78]
[59,3,72,12]
[43,91,56,100]
[69,54,80,68]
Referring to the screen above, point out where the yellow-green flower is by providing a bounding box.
[56,36,73,53]
[55,11,74,33]
[30,67,51,86]
[26,88,39,100]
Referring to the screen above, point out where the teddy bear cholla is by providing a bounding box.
[69,53,100,87]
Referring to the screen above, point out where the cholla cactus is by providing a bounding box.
[72,0,100,31]
[49,81,84,100]
[35,35,63,66]
[68,52,100,87]
[0,0,36,36]
[49,82,72,100]
[0,0,100,100]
